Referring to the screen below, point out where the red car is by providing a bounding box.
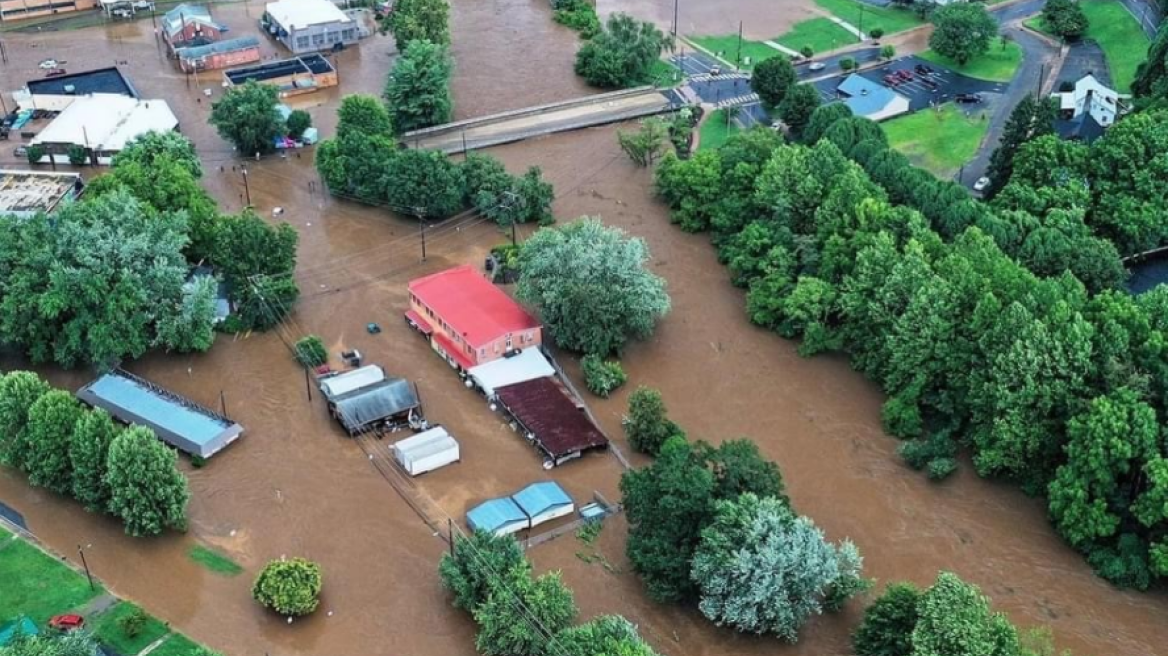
[882,74,901,86]
[895,69,914,81]
[49,614,85,632]
[44,69,67,78]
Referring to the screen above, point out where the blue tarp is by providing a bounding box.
[512,481,572,517]
[466,498,527,534]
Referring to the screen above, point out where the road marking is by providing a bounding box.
[762,40,801,57]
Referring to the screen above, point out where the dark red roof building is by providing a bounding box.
[494,377,609,465]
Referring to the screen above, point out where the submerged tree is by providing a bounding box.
[209,81,285,156]
[384,39,454,133]
[105,426,190,537]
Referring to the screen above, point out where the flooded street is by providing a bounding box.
[1,1,1167,655]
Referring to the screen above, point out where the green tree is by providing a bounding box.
[516,218,670,355]
[67,145,88,166]
[575,13,671,88]
[750,56,799,108]
[701,438,788,502]
[210,210,299,290]
[0,371,51,468]
[294,335,328,368]
[1041,0,1089,41]
[0,190,192,369]
[384,148,467,218]
[804,103,854,145]
[557,615,659,656]
[1086,109,1168,253]
[778,84,822,136]
[385,39,454,134]
[853,582,922,656]
[252,558,324,616]
[155,275,218,354]
[912,572,1020,656]
[880,44,896,60]
[23,391,85,494]
[581,354,627,397]
[389,0,450,51]
[113,130,202,177]
[286,109,312,140]
[617,117,669,166]
[653,150,723,232]
[1133,24,1168,102]
[336,94,393,137]
[985,95,1057,198]
[233,275,300,332]
[209,81,285,156]
[439,530,530,612]
[473,570,576,656]
[69,408,120,512]
[690,494,865,640]
[928,3,998,66]
[105,426,190,537]
[624,386,680,456]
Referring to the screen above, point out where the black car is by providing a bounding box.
[955,93,983,104]
[915,63,935,76]
[920,78,939,90]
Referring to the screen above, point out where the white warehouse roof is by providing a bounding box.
[468,348,555,397]
[320,364,386,400]
[31,94,178,152]
[266,0,352,29]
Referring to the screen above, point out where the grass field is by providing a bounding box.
[698,109,744,150]
[919,41,1024,82]
[0,536,102,624]
[813,0,927,35]
[774,17,859,55]
[1082,0,1150,91]
[93,602,170,655]
[883,104,990,178]
[188,545,243,577]
[646,59,684,87]
[149,633,203,656]
[688,35,784,70]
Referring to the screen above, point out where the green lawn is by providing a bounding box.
[919,41,1024,82]
[93,602,170,656]
[698,109,744,150]
[646,59,684,87]
[813,0,927,36]
[688,35,784,70]
[1082,0,1150,91]
[774,17,859,55]
[883,104,990,178]
[0,537,102,624]
[188,545,243,577]
[149,633,204,656]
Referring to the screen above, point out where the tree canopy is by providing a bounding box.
[106,426,190,537]
[209,81,285,156]
[473,569,577,656]
[252,557,324,616]
[575,13,671,88]
[751,56,799,108]
[388,0,450,51]
[439,530,530,613]
[1041,0,1089,41]
[517,218,670,356]
[929,3,998,65]
[384,39,454,134]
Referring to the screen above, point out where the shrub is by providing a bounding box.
[67,145,88,166]
[294,335,328,368]
[582,355,627,397]
[26,145,45,164]
[840,57,857,71]
[253,558,323,616]
[286,110,312,140]
[869,27,885,40]
[624,386,680,456]
[800,45,814,58]
[117,608,148,638]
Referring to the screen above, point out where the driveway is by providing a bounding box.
[1058,41,1112,88]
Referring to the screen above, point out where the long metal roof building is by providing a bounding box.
[76,369,243,458]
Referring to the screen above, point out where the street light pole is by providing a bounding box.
[672,0,680,42]
[416,208,427,260]
[858,6,865,43]
[77,544,95,591]
[735,21,743,71]
[241,167,251,206]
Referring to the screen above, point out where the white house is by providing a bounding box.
[30,94,178,166]
[1053,74,1130,141]
[262,0,362,53]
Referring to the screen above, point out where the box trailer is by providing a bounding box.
[392,426,459,476]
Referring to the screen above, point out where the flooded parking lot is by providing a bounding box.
[1,1,1168,655]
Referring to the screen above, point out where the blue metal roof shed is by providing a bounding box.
[76,369,243,459]
[513,481,574,529]
[467,498,529,536]
[836,74,910,122]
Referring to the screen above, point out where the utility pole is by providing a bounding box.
[220,390,227,416]
[417,208,427,260]
[857,5,865,43]
[671,0,680,45]
[304,368,313,402]
[77,545,95,591]
[448,518,455,555]
[241,167,251,206]
[461,129,468,159]
[1037,63,1046,95]
[735,21,743,71]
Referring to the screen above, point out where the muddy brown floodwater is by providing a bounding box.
[0,2,1166,656]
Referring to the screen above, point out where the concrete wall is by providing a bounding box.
[0,0,96,21]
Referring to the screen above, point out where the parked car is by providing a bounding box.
[43,69,66,78]
[709,65,722,76]
[49,615,85,632]
[37,59,59,70]
[920,78,939,90]
[808,61,826,71]
[883,74,901,86]
[895,69,914,81]
[13,145,28,157]
[956,93,983,104]
[915,64,935,75]
[973,176,991,192]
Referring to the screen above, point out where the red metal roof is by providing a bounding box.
[408,265,540,349]
[432,331,475,370]
[494,377,608,460]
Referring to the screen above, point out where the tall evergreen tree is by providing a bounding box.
[984,95,1056,198]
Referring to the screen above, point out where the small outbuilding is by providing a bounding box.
[467,347,555,397]
[836,74,910,122]
[331,378,421,435]
[494,377,609,467]
[319,364,386,400]
[467,497,529,536]
[29,94,178,166]
[392,426,460,476]
[512,481,574,529]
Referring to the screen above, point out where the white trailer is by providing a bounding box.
[392,426,460,476]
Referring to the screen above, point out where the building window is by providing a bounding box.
[312,33,325,46]
[296,35,310,49]
[342,28,354,41]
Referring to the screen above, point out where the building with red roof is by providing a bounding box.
[405,265,542,370]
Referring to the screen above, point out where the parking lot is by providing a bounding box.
[813,55,1007,111]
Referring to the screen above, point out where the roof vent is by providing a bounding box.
[63,84,76,95]
[861,89,869,96]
